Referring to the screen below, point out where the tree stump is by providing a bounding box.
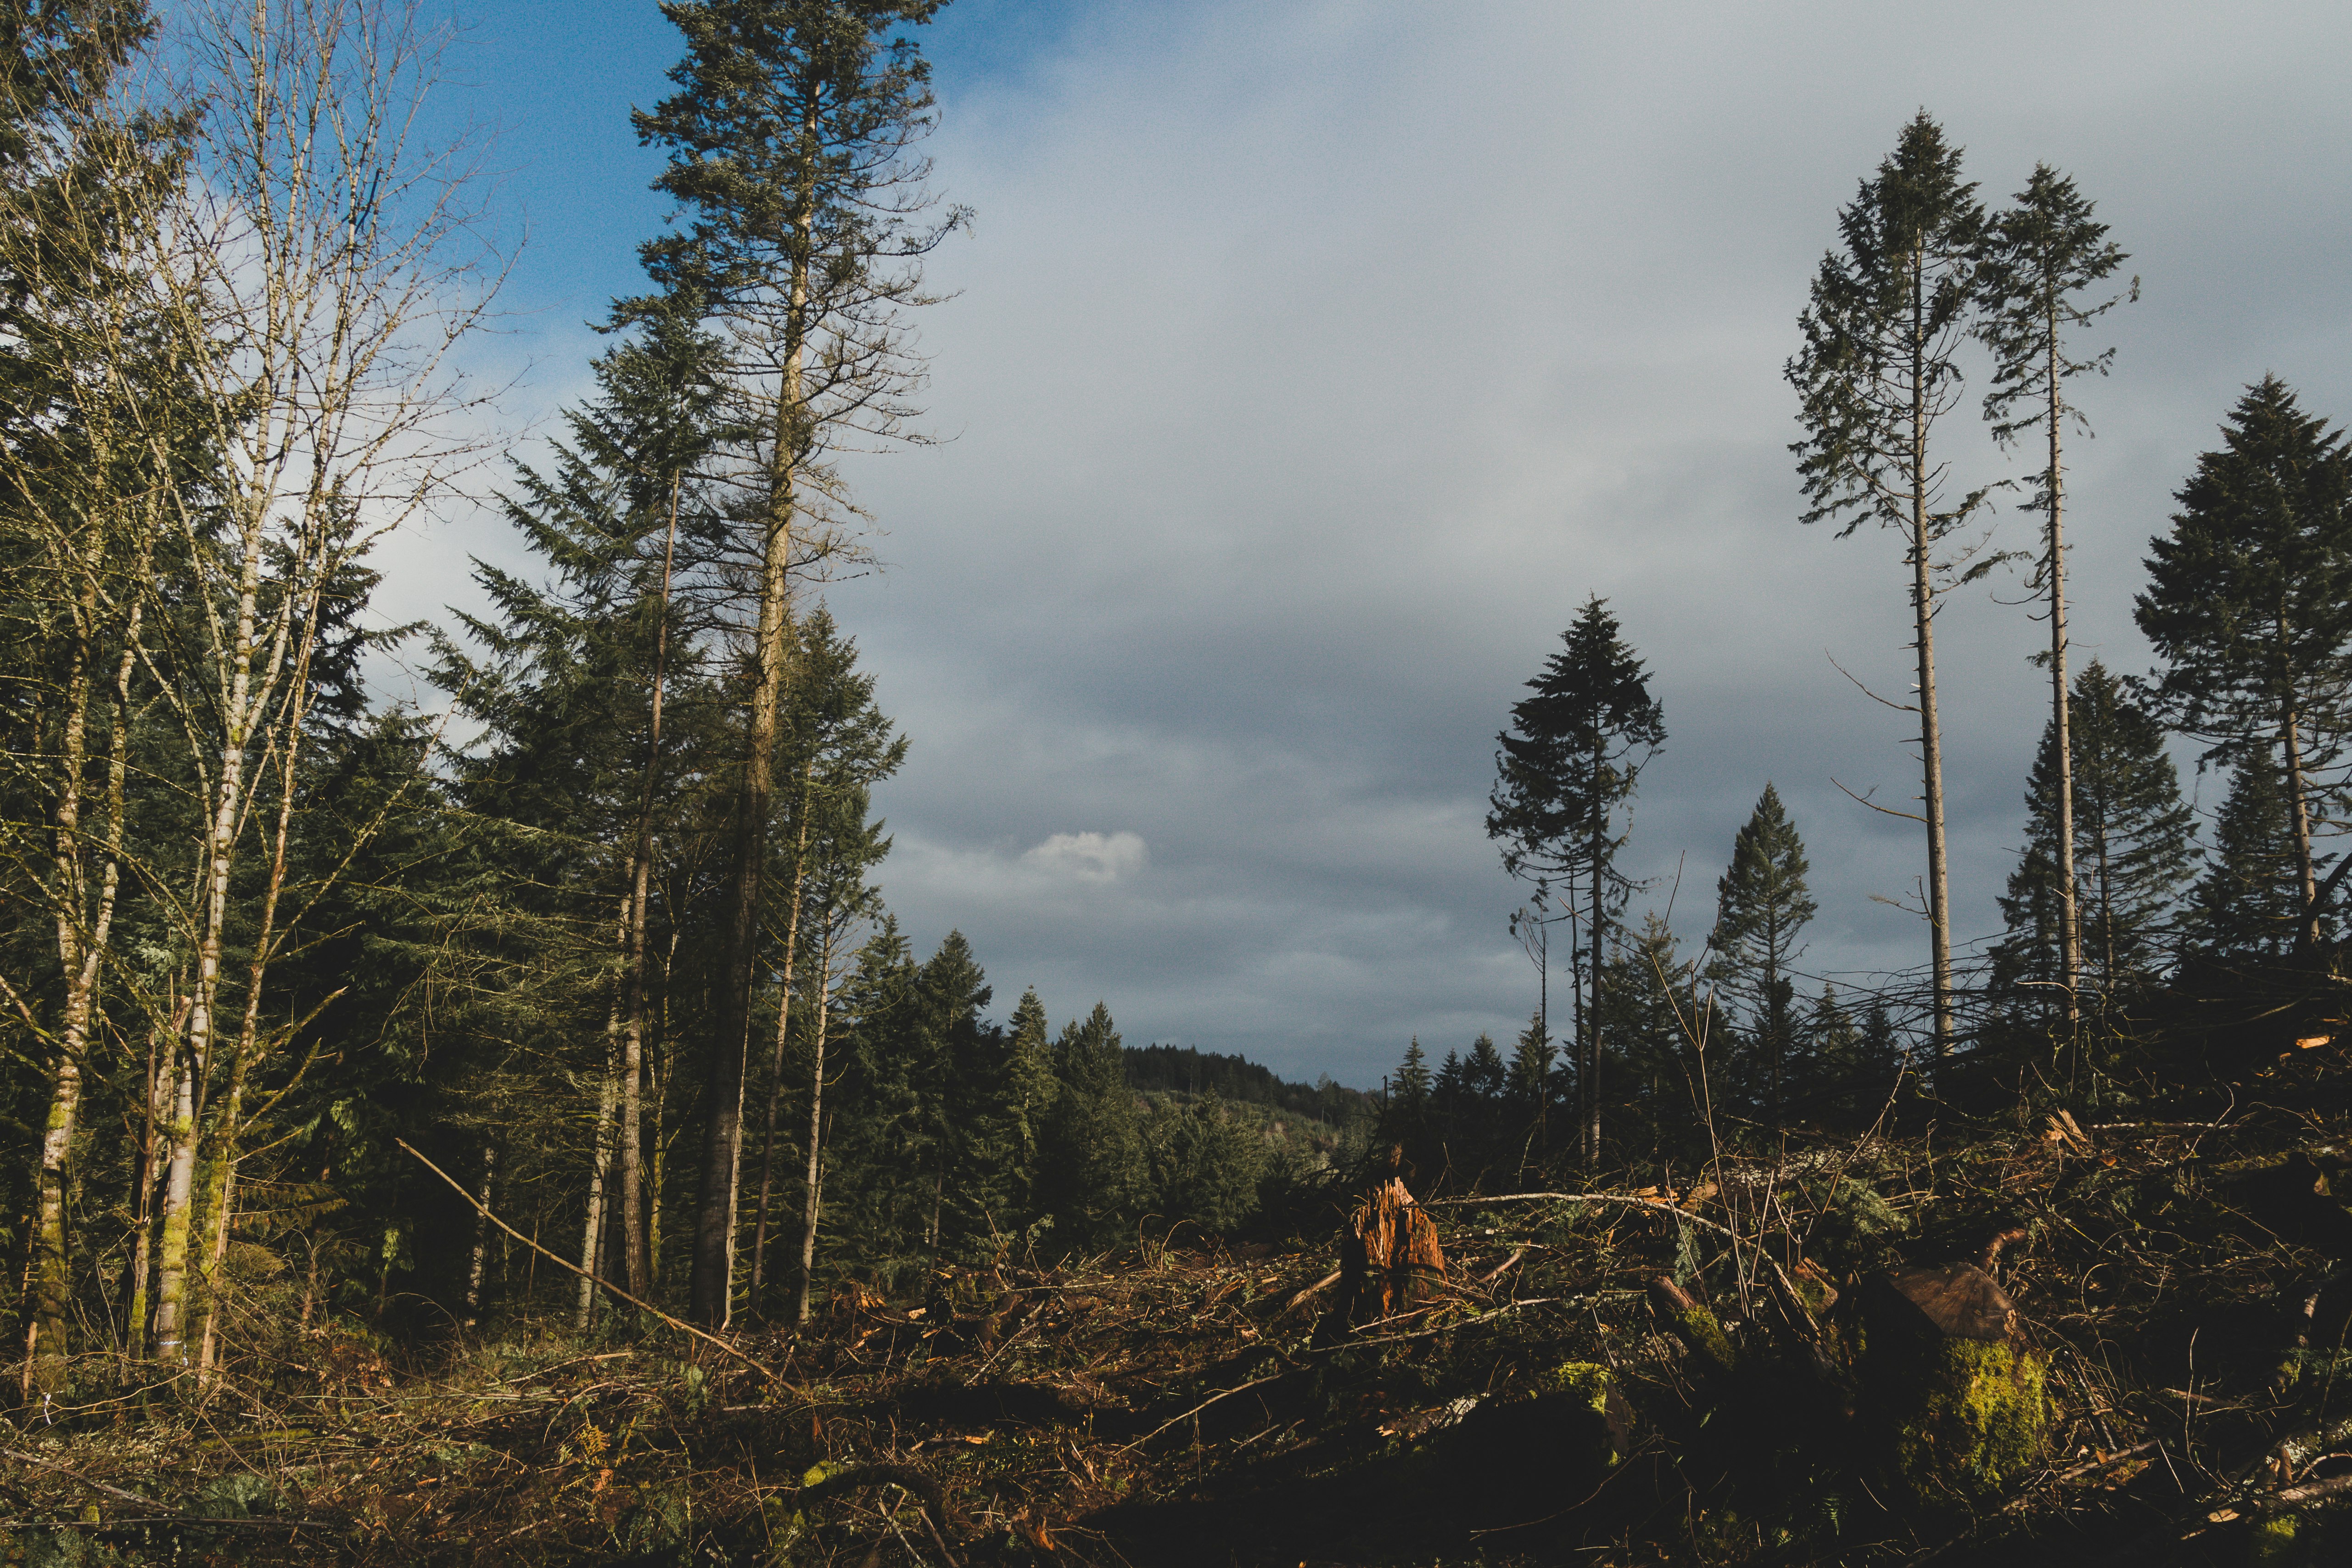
[1858,1261,2048,1509]
[1339,1175,1446,1323]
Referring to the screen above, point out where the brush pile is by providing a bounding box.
[11,1045,2352,1564]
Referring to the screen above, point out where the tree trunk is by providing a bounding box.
[795,919,838,1326]
[464,1142,497,1326]
[749,767,814,1311]
[2045,312,2081,1029]
[577,974,625,1331]
[1911,253,1955,1056]
[2283,691,2322,951]
[1586,740,1605,1168]
[616,479,682,1300]
[689,207,813,1327]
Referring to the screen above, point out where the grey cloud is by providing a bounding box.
[402,0,2352,1085]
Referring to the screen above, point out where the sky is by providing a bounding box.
[366,0,2352,1087]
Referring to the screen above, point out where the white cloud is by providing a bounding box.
[1022,830,1149,883]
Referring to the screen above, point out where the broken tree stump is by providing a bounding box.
[1857,1260,2048,1510]
[1338,1174,1446,1323]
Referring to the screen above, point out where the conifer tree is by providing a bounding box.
[1607,912,1705,1158]
[1706,784,1817,1118]
[1146,1092,1264,1236]
[1488,594,1664,1165]
[2138,377,2352,952]
[1039,1002,1144,1248]
[1991,661,2194,1010]
[1977,165,2134,1027]
[2189,760,2305,961]
[1787,112,1989,1055]
[634,0,969,1326]
[1462,1033,1506,1107]
[1506,1012,1554,1157]
[2154,378,2352,950]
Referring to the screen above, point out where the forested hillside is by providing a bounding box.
[7,1,2352,1564]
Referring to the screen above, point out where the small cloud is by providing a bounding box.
[1022,830,1149,883]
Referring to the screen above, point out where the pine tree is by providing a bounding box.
[2190,760,2306,961]
[1146,1091,1264,1236]
[636,0,971,1326]
[2138,377,2352,952]
[1990,661,2194,1012]
[1977,165,2134,1027]
[1462,1033,1507,1106]
[1787,112,1989,1056]
[1606,912,1706,1159]
[1706,784,1817,1118]
[1506,1012,1555,1155]
[1488,594,1665,1165]
[1039,1002,1145,1249]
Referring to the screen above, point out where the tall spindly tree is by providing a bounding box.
[1786,112,1989,1056]
[1489,594,1664,1165]
[633,0,969,1327]
[2137,377,2352,952]
[1707,784,1817,1119]
[1976,164,2134,1029]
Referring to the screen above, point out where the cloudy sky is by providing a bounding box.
[376,0,2352,1086]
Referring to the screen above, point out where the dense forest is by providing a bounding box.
[6,2,2352,1565]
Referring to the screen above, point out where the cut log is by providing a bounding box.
[1339,1176,1446,1322]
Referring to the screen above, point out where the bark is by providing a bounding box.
[25,594,140,1390]
[463,1142,496,1324]
[616,479,683,1299]
[2283,693,2322,952]
[123,1005,179,1366]
[749,771,815,1310]
[1586,739,1604,1167]
[2045,312,2081,1027]
[151,489,282,1362]
[577,979,623,1331]
[689,190,814,1328]
[794,920,838,1325]
[1911,248,1955,1056]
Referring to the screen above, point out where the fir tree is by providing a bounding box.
[1706,784,1817,1118]
[2138,377,2352,951]
[1462,1033,1507,1106]
[1039,1002,1145,1248]
[918,931,998,1260]
[1506,1012,1555,1156]
[1488,594,1665,1164]
[1606,912,1705,1159]
[637,0,971,1326]
[1990,661,2194,1012]
[1146,1092,1264,1236]
[1976,164,2134,1025]
[1787,112,1989,1056]
[2190,760,2306,961]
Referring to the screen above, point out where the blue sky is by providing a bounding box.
[375,0,2352,1086]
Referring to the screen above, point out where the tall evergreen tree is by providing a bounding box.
[1039,1002,1144,1249]
[1976,165,2134,1028]
[1990,661,2195,1011]
[1145,1091,1264,1236]
[2138,377,2352,952]
[1706,784,1817,1118]
[1488,594,1664,1166]
[1506,1012,1554,1137]
[1606,912,1706,1159]
[2189,759,2305,961]
[1786,112,1989,1055]
[635,0,970,1326]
